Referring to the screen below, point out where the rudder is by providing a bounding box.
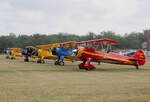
[132,50,145,66]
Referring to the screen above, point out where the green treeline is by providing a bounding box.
[0,31,146,53]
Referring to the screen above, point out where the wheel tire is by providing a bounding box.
[6,56,10,59]
[24,58,29,62]
[54,61,59,65]
[59,62,64,66]
[41,60,45,64]
[79,63,85,69]
[79,66,84,69]
[37,60,41,63]
[136,65,139,69]
[85,68,89,70]
[11,57,15,60]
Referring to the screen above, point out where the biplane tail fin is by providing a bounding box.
[132,50,145,66]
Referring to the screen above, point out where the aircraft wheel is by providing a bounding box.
[11,57,15,60]
[78,63,85,69]
[6,56,10,59]
[24,58,29,62]
[79,65,85,69]
[136,65,139,69]
[41,60,45,64]
[54,61,59,65]
[37,60,41,63]
[59,62,64,66]
[79,67,84,69]
[85,68,89,70]
[98,62,101,65]
[84,64,96,70]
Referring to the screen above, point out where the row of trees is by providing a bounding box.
[0,31,146,53]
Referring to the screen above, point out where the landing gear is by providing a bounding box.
[135,61,139,69]
[98,61,101,65]
[24,58,29,62]
[24,56,29,62]
[84,64,96,70]
[55,61,59,65]
[136,65,139,69]
[41,60,45,64]
[54,56,65,66]
[60,62,64,66]
[6,56,10,59]
[37,60,45,64]
[10,57,15,60]
[78,63,85,69]
[78,59,86,69]
[54,61,64,66]
[78,58,96,70]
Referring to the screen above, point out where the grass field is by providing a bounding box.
[0,55,150,102]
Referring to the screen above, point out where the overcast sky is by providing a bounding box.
[0,0,150,35]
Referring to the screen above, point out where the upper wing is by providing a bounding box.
[37,41,76,49]
[11,48,23,51]
[76,38,118,46]
[37,38,117,50]
[37,44,59,49]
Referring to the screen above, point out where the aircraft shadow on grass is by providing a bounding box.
[0,66,149,73]
[95,67,149,72]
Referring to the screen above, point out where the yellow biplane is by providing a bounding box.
[22,45,57,63]
[37,41,76,64]
[5,48,23,59]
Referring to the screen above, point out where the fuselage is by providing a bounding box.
[76,47,137,66]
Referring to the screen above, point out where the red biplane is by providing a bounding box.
[72,38,146,70]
